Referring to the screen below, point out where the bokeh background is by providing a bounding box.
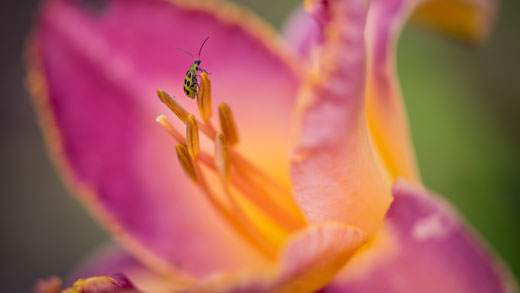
[1,0,519,291]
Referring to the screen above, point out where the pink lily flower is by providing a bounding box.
[28,0,517,291]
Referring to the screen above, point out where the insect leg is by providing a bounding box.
[198,68,212,75]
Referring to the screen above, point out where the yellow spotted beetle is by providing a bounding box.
[177,37,210,99]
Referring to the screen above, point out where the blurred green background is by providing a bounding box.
[1,0,518,291]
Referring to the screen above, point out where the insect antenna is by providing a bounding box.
[176,47,195,59]
[198,36,210,58]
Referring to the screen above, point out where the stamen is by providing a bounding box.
[214,132,230,180]
[186,114,200,160]
[218,103,239,145]
[157,75,286,205]
[155,72,310,256]
[175,144,197,182]
[157,89,188,123]
[156,115,185,143]
[197,72,212,122]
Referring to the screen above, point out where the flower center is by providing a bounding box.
[156,73,306,259]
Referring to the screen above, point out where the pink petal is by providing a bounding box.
[29,0,302,278]
[282,6,322,59]
[321,179,517,293]
[365,0,495,182]
[365,0,421,183]
[273,222,366,292]
[286,0,497,183]
[182,222,367,292]
[290,0,393,235]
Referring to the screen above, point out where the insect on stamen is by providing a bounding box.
[179,37,211,99]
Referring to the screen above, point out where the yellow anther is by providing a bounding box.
[176,144,197,182]
[186,114,200,160]
[198,72,212,122]
[215,132,231,180]
[157,89,188,123]
[218,103,239,145]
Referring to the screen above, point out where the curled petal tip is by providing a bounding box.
[304,0,331,26]
[411,0,498,46]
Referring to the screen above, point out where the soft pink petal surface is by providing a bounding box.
[32,0,302,278]
[182,222,367,293]
[282,6,322,60]
[321,179,517,293]
[290,0,393,235]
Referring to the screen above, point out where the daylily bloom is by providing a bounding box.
[28,0,517,291]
